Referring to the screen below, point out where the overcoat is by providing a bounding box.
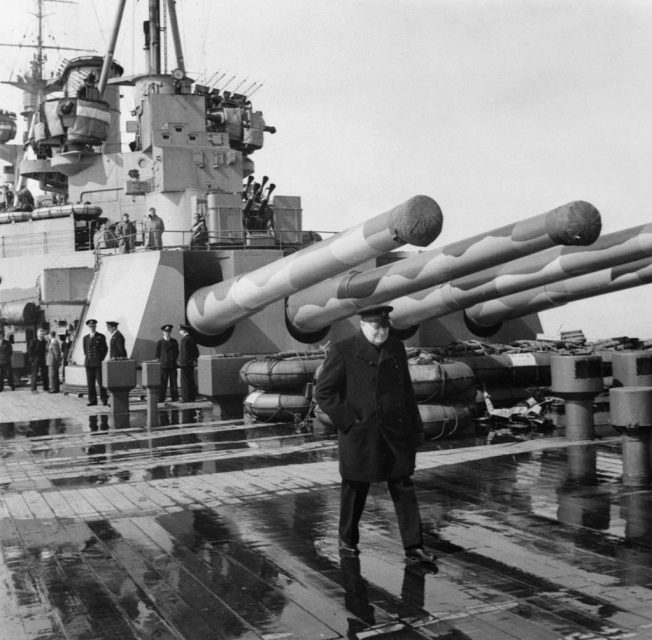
[28,337,48,365]
[178,334,199,367]
[0,338,12,365]
[156,338,179,368]
[315,332,423,482]
[109,330,127,359]
[115,220,136,253]
[83,332,108,367]
[143,214,165,249]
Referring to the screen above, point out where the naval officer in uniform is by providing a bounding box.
[315,305,436,564]
[83,319,108,406]
[106,321,127,359]
[178,324,199,402]
[156,324,179,402]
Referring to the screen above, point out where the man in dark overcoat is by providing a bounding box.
[178,324,199,402]
[315,305,436,564]
[28,327,49,392]
[156,324,179,402]
[83,318,108,406]
[106,321,127,359]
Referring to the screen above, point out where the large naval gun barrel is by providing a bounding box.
[186,195,443,337]
[465,256,652,332]
[388,222,652,330]
[285,201,601,340]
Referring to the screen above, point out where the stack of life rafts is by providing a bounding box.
[239,347,483,440]
[240,352,324,427]
[404,350,477,439]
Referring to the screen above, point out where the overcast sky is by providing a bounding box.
[1,0,652,339]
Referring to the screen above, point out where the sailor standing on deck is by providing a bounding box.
[178,324,199,402]
[83,319,108,406]
[46,331,62,393]
[315,305,436,564]
[143,207,165,250]
[156,324,179,403]
[106,321,127,359]
[28,327,49,393]
[115,213,136,253]
[0,330,14,391]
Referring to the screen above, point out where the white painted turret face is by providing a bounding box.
[360,320,389,346]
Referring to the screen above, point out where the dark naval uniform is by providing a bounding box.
[156,327,179,402]
[28,333,49,392]
[178,326,199,402]
[83,323,108,405]
[315,322,427,556]
[0,336,13,391]
[109,329,127,359]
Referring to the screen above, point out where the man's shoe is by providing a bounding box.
[338,539,360,557]
[87,402,97,406]
[102,401,109,406]
[405,546,437,564]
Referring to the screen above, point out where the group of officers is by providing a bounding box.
[82,319,200,406]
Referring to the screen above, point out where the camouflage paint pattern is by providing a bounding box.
[465,256,652,329]
[187,195,443,335]
[286,200,600,336]
[388,222,652,330]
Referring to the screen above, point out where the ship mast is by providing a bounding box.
[0,0,92,113]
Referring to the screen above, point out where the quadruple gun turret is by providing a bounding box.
[184,199,605,345]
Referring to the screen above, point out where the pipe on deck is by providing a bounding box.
[186,195,443,336]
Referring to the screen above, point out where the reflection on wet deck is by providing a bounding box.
[1,398,652,638]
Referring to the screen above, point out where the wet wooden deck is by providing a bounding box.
[1,387,652,639]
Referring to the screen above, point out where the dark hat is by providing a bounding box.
[85,318,98,326]
[179,324,191,332]
[106,321,118,327]
[161,324,173,331]
[358,305,393,326]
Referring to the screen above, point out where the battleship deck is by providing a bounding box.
[0,388,651,639]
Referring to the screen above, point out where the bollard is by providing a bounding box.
[102,360,137,429]
[611,351,652,387]
[610,386,652,487]
[550,354,603,441]
[198,355,251,419]
[141,361,161,428]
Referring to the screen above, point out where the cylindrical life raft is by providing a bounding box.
[240,356,323,391]
[419,402,476,440]
[454,352,553,387]
[243,390,311,421]
[0,301,39,325]
[409,361,475,400]
[0,203,102,225]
